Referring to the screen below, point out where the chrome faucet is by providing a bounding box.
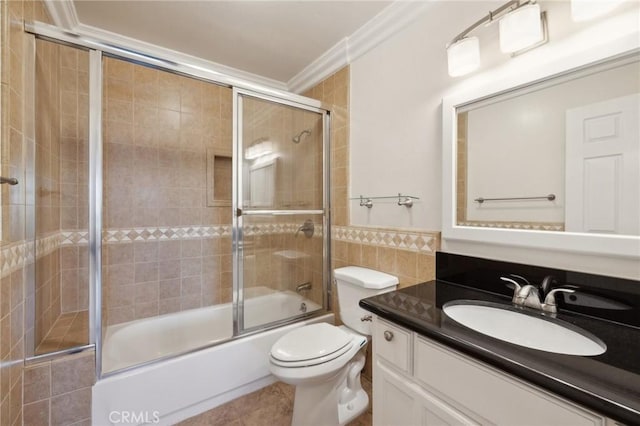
[296,282,312,294]
[502,274,575,314]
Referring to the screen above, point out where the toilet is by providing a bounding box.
[269,266,399,426]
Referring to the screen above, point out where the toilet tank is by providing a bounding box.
[334,266,398,335]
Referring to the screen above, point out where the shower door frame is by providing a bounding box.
[24,21,333,379]
[232,88,331,336]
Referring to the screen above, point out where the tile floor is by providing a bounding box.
[35,310,90,354]
[179,376,373,426]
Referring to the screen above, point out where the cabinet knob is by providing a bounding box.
[384,330,394,341]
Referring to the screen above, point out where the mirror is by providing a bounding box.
[442,43,640,259]
[248,157,277,208]
[457,54,639,236]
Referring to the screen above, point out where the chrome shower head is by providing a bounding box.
[292,129,311,144]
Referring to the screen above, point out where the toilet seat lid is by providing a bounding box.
[271,323,352,363]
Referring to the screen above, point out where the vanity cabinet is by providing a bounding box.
[372,317,610,426]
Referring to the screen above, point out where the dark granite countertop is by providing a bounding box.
[360,280,640,425]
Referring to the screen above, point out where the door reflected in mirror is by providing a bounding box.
[457,54,640,235]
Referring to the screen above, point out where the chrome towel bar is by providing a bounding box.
[475,194,556,204]
[352,193,419,208]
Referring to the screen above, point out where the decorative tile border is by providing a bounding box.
[458,221,564,232]
[101,226,230,243]
[332,225,439,253]
[1,240,29,278]
[2,222,326,277]
[1,233,61,278]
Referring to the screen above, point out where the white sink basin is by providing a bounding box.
[443,301,606,356]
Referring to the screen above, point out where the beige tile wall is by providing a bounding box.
[1,1,34,425]
[33,37,61,349]
[23,350,94,426]
[1,2,95,425]
[33,38,90,350]
[102,57,234,325]
[303,67,349,227]
[240,97,324,306]
[1,1,60,424]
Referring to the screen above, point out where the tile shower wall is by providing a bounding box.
[240,97,324,307]
[33,39,91,352]
[22,350,94,425]
[1,1,60,424]
[102,57,233,325]
[2,2,96,425]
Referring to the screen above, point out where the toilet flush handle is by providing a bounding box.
[361,315,372,322]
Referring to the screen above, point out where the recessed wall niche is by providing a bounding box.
[207,148,232,207]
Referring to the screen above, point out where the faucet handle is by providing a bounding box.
[501,274,530,290]
[500,276,522,292]
[500,276,527,304]
[543,288,575,312]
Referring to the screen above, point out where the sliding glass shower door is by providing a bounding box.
[234,90,329,333]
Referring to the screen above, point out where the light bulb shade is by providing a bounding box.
[571,0,624,21]
[499,4,543,53]
[447,37,480,77]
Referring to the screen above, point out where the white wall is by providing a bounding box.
[351,1,503,230]
[349,0,640,279]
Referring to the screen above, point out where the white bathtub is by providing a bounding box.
[94,288,330,425]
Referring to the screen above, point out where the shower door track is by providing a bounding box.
[23,21,330,111]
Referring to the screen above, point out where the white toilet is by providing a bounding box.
[269,266,399,426]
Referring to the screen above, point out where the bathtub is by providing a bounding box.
[93,287,331,425]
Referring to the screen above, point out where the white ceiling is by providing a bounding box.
[73,1,392,83]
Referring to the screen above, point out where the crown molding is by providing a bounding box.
[42,0,433,94]
[287,1,434,94]
[73,23,289,92]
[288,38,350,94]
[43,0,79,29]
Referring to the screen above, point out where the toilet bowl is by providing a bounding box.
[269,267,398,426]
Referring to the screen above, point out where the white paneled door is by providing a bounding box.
[566,93,640,235]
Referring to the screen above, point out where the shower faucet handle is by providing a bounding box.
[295,219,315,238]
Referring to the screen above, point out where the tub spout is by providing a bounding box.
[296,282,312,294]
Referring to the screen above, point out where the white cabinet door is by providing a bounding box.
[414,337,605,426]
[374,360,417,426]
[374,360,479,426]
[413,382,482,426]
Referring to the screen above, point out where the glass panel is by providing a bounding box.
[242,214,324,330]
[100,56,233,373]
[241,96,324,211]
[238,93,326,332]
[32,39,90,355]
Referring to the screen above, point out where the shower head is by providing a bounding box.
[292,129,312,144]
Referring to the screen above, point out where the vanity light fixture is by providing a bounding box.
[570,0,625,22]
[446,0,548,77]
[447,37,481,77]
[499,3,544,53]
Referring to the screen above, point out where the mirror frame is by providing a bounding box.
[442,35,640,259]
